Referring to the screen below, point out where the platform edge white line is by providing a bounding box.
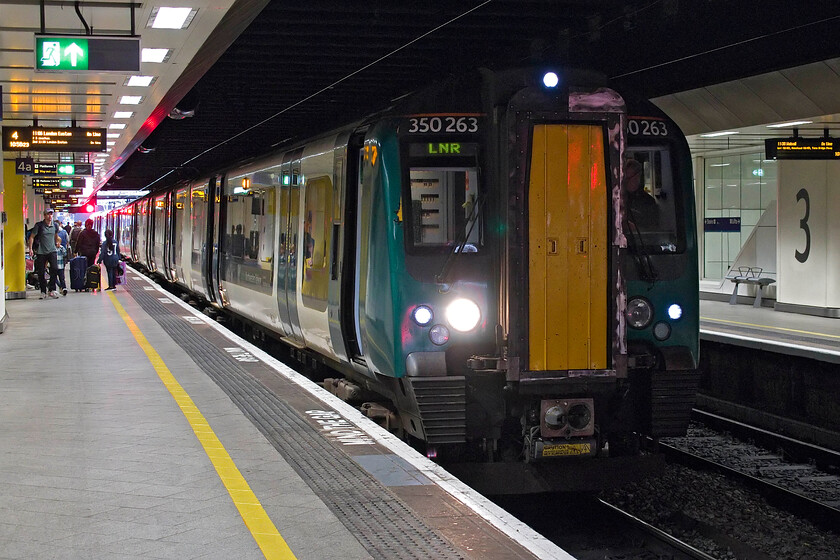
[126,271,574,560]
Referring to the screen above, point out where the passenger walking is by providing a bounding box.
[69,221,82,254]
[57,222,71,259]
[27,209,61,299]
[98,229,121,291]
[76,219,100,267]
[55,237,68,296]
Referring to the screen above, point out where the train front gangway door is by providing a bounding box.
[528,124,608,372]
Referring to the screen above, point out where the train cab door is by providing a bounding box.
[527,123,609,372]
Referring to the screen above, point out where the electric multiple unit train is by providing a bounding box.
[104,67,699,491]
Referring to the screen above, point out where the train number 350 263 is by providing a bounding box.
[407,116,479,134]
[628,118,668,137]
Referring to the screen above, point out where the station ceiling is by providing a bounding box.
[2,1,840,198]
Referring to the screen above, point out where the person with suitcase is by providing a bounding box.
[97,229,121,291]
[76,219,100,271]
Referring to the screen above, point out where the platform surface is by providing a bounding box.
[700,299,840,362]
[0,269,570,560]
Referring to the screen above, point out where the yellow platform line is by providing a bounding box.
[701,315,840,341]
[107,292,296,560]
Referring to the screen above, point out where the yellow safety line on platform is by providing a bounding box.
[701,316,840,341]
[107,292,296,560]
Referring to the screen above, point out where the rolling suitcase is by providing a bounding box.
[84,265,101,291]
[70,256,88,291]
[115,261,126,285]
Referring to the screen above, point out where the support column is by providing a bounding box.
[3,160,26,301]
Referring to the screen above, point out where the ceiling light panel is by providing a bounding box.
[119,96,142,105]
[141,48,170,63]
[126,76,155,87]
[148,7,197,29]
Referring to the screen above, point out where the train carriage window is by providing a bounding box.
[221,169,277,294]
[625,148,684,253]
[303,176,332,270]
[404,142,482,252]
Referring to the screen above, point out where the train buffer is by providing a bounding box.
[726,266,776,307]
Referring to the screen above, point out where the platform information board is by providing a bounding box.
[765,137,840,160]
[2,126,105,152]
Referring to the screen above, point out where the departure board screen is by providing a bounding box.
[765,137,840,160]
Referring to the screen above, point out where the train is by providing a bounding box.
[104,67,699,492]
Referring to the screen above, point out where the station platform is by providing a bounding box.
[0,268,571,560]
[700,299,840,363]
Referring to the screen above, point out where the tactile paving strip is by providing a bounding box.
[127,277,463,560]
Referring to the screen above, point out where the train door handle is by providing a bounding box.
[547,238,558,255]
[576,237,587,254]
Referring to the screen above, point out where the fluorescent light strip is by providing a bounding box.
[114,111,133,119]
[109,123,126,129]
[119,96,142,105]
[700,131,739,138]
[766,120,813,128]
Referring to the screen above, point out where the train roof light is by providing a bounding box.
[542,72,559,89]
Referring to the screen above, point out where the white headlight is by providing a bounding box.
[667,304,683,320]
[445,298,481,332]
[413,305,433,326]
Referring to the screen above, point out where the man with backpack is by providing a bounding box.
[27,209,62,299]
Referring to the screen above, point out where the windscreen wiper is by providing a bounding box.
[435,195,484,284]
[625,220,658,285]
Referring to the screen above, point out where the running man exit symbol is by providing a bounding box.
[40,41,60,67]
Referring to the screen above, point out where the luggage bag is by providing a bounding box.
[84,264,101,291]
[70,256,88,291]
[115,261,126,285]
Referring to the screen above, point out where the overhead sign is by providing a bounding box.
[704,217,741,232]
[32,177,86,189]
[2,126,106,152]
[765,137,840,160]
[15,157,35,175]
[35,35,140,73]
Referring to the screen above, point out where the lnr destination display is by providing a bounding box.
[765,137,840,160]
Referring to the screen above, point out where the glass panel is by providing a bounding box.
[625,147,683,253]
[221,167,278,294]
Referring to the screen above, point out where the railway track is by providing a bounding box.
[659,409,840,532]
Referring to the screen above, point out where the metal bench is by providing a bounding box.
[725,266,776,307]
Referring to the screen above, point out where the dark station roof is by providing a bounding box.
[105,0,840,194]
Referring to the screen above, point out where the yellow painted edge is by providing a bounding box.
[107,292,296,560]
[701,315,840,341]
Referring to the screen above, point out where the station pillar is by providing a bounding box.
[2,160,26,302]
[776,159,840,316]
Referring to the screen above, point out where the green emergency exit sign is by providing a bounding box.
[35,35,140,73]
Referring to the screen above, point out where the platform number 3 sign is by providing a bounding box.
[795,188,810,263]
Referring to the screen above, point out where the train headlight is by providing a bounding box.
[653,321,672,341]
[626,297,653,329]
[542,71,559,88]
[413,305,433,326]
[667,304,683,320]
[429,325,450,346]
[445,298,481,332]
